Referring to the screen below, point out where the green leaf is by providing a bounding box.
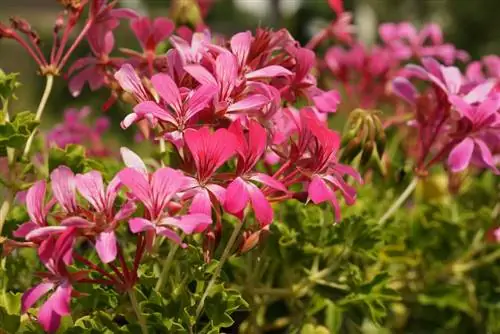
[0,70,21,102]
[0,306,20,333]
[48,144,86,173]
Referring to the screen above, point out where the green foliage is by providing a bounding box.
[0,111,38,156]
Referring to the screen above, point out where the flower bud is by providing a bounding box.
[58,0,81,10]
[170,0,203,27]
[239,227,270,254]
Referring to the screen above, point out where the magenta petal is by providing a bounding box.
[151,167,185,213]
[21,282,54,313]
[114,64,149,102]
[60,217,93,228]
[230,31,252,67]
[313,90,341,113]
[50,283,72,316]
[185,84,216,120]
[247,183,273,226]
[129,218,155,234]
[161,213,212,234]
[26,226,67,241]
[227,94,269,113]
[156,227,185,247]
[151,73,182,112]
[184,64,217,86]
[308,175,334,204]
[225,177,250,214]
[206,183,226,205]
[474,138,499,173]
[118,168,152,210]
[189,189,212,215]
[113,201,137,221]
[250,173,288,193]
[95,230,117,263]
[134,101,177,124]
[392,77,417,105]
[464,80,495,104]
[38,297,61,333]
[448,137,474,172]
[120,147,148,174]
[13,222,39,238]
[245,65,292,79]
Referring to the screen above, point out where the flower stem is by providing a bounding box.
[128,288,149,334]
[378,177,418,226]
[195,221,243,321]
[22,75,54,159]
[0,197,12,236]
[155,241,180,292]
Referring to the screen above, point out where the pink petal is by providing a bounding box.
[129,218,155,233]
[49,283,72,316]
[95,230,117,263]
[151,167,185,214]
[227,94,269,113]
[133,101,177,124]
[250,173,288,192]
[245,65,292,80]
[441,65,462,94]
[185,84,217,120]
[113,201,137,221]
[474,138,498,172]
[230,31,252,68]
[21,282,54,313]
[38,297,61,333]
[189,189,212,215]
[26,226,67,241]
[156,227,186,247]
[308,175,334,204]
[60,217,93,228]
[448,137,474,172]
[206,183,226,205]
[118,168,152,210]
[224,177,250,214]
[13,222,38,238]
[184,64,217,86]
[26,181,46,226]
[216,52,238,100]
[313,90,341,113]
[464,81,495,104]
[114,64,149,102]
[152,17,175,46]
[160,213,212,234]
[120,147,148,174]
[392,77,417,105]
[151,73,182,112]
[75,171,106,212]
[247,183,273,226]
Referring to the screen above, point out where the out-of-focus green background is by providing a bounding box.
[0,0,498,141]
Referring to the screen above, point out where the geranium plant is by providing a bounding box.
[0,0,500,333]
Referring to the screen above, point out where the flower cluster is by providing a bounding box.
[3,1,362,332]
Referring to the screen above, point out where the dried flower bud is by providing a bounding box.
[0,22,15,39]
[58,0,81,10]
[239,227,270,254]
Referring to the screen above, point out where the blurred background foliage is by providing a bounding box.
[1,0,499,150]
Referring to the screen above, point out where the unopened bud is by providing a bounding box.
[239,227,270,254]
[170,0,203,26]
[0,23,14,39]
[58,0,81,10]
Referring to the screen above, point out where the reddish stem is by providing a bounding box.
[108,262,126,283]
[57,18,93,71]
[117,245,131,283]
[74,253,120,285]
[133,234,146,279]
[11,33,46,67]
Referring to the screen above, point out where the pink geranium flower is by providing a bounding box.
[182,127,237,216]
[119,165,212,246]
[225,120,287,226]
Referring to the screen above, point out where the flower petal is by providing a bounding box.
[160,213,212,234]
[49,283,72,316]
[75,171,106,212]
[50,166,77,213]
[448,137,474,172]
[129,218,156,234]
[120,147,148,174]
[225,177,250,214]
[95,230,117,263]
[21,282,54,313]
[248,183,273,226]
[26,181,46,226]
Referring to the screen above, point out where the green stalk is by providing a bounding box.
[378,177,418,226]
[155,241,180,292]
[22,74,54,159]
[0,196,12,236]
[128,288,149,334]
[195,221,243,320]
